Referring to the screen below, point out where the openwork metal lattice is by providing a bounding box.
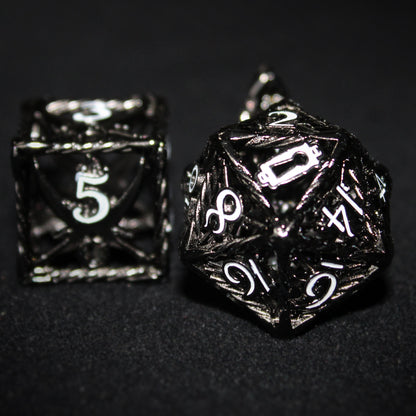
[12,95,171,283]
[180,68,393,331]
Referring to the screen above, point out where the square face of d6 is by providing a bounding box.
[12,97,170,283]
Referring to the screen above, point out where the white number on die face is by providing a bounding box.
[222,258,340,307]
[375,173,387,202]
[72,171,110,224]
[73,100,112,124]
[223,259,270,296]
[322,204,355,237]
[322,182,364,237]
[204,189,242,234]
[188,164,199,193]
[305,272,337,309]
[268,110,297,126]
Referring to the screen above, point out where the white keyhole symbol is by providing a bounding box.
[73,100,112,124]
[72,171,110,224]
[204,189,242,234]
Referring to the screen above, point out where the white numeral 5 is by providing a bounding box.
[72,172,110,224]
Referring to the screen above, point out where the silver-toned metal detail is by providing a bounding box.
[239,66,286,121]
[45,98,145,124]
[30,123,41,139]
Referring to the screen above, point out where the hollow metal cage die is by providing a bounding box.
[180,68,393,332]
[12,95,171,283]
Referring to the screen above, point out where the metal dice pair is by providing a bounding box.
[12,96,170,283]
[180,68,393,331]
[11,69,393,332]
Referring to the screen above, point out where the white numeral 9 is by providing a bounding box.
[305,273,337,309]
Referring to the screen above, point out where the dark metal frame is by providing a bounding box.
[12,95,171,283]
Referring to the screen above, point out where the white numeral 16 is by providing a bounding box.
[72,172,110,224]
[224,259,270,296]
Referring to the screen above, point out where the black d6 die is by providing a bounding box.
[12,96,171,283]
[180,69,393,331]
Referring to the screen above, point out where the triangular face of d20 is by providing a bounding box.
[181,140,272,263]
[215,101,349,235]
[189,241,283,327]
[296,151,392,266]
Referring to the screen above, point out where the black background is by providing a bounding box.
[0,1,415,415]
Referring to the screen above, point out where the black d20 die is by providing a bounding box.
[180,68,393,331]
[12,96,171,283]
